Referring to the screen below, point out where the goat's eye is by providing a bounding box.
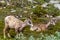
[28,21,31,24]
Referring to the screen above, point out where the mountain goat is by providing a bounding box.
[3,15,33,38]
[30,19,55,31]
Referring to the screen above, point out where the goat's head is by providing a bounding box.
[52,18,57,23]
[50,18,56,25]
[24,18,33,27]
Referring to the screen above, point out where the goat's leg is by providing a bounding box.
[3,28,6,38]
[3,25,8,38]
[3,23,11,38]
[7,33,11,38]
[3,21,8,38]
[7,28,11,38]
[15,28,19,38]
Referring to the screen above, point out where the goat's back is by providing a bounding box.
[5,15,23,28]
[33,24,47,31]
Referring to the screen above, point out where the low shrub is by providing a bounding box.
[14,31,60,40]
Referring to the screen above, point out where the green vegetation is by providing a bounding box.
[0,0,60,40]
[15,31,60,40]
[0,31,60,40]
[0,19,60,40]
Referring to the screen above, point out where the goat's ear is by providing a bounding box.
[29,16,32,19]
[27,16,32,19]
[16,15,21,18]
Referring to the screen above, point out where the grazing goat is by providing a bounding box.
[30,20,55,31]
[3,15,33,38]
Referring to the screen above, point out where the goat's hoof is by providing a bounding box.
[4,36,7,39]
